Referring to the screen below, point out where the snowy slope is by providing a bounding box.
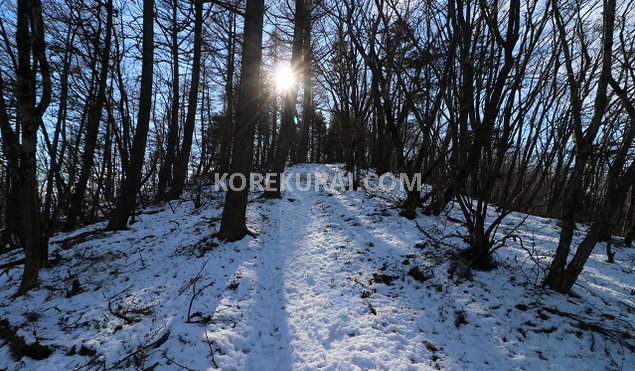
[0,164,633,370]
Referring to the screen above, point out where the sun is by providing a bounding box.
[274,63,295,93]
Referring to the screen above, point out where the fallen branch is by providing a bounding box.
[205,331,220,369]
[414,220,438,244]
[56,229,105,250]
[164,354,197,371]
[111,330,170,369]
[0,258,24,270]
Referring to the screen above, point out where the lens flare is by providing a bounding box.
[275,63,295,92]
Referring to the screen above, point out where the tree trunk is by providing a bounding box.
[264,0,306,198]
[43,25,76,234]
[218,0,265,241]
[167,0,203,200]
[107,0,154,230]
[4,0,52,295]
[219,11,237,175]
[156,0,181,201]
[65,0,113,230]
[546,0,616,293]
[0,75,21,250]
[624,187,635,246]
[296,2,312,163]
[548,176,631,293]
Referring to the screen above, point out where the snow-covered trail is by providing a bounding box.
[211,165,431,369]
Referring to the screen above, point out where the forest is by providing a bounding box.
[0,0,634,369]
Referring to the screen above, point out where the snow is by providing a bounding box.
[1,164,633,370]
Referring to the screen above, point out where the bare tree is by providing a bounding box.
[0,0,51,295]
[166,0,204,200]
[218,0,265,241]
[107,0,155,230]
[64,0,113,230]
[265,0,307,198]
[545,0,617,292]
[155,0,184,202]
